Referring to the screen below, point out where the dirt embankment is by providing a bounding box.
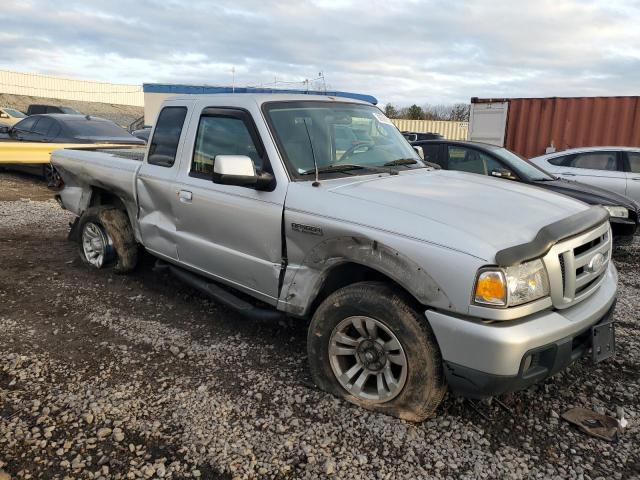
[0,94,143,127]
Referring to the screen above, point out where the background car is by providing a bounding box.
[530,147,640,204]
[401,131,443,142]
[412,139,639,238]
[1,114,145,144]
[0,114,144,183]
[131,126,152,143]
[0,107,27,127]
[26,104,82,115]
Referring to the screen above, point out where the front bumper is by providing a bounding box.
[426,262,617,398]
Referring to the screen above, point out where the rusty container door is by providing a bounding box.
[504,96,640,158]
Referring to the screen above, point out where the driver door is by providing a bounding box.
[172,107,285,303]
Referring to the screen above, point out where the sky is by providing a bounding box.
[1,0,639,106]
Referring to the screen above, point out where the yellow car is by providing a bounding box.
[0,107,27,127]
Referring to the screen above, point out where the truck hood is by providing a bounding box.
[309,170,590,261]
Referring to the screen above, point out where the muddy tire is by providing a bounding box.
[307,281,447,422]
[77,206,138,274]
[42,164,62,188]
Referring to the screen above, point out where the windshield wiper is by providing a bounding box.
[383,158,418,166]
[300,164,388,176]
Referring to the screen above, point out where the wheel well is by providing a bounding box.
[309,262,422,315]
[88,186,126,211]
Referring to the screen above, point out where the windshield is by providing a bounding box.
[264,101,424,178]
[490,146,554,181]
[3,108,26,118]
[64,119,137,139]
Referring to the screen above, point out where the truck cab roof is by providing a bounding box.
[162,93,372,107]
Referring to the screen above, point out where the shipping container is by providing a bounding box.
[468,96,640,158]
[391,119,468,140]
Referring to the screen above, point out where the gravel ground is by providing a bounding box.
[0,171,638,480]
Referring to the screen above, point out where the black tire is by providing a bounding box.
[42,164,62,188]
[308,281,447,421]
[76,206,138,274]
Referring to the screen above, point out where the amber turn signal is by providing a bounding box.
[474,270,507,306]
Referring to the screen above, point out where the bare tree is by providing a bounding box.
[384,104,399,118]
[393,103,470,122]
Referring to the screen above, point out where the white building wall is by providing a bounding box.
[0,70,144,106]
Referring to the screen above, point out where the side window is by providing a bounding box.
[447,146,504,175]
[14,117,38,132]
[148,107,188,167]
[421,144,441,165]
[569,152,618,171]
[48,122,62,138]
[32,117,55,136]
[627,152,640,174]
[191,115,262,177]
[548,155,569,166]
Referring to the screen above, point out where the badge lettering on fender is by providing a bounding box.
[291,223,323,236]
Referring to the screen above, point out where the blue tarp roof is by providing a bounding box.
[143,83,377,105]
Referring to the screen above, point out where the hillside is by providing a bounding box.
[0,93,143,127]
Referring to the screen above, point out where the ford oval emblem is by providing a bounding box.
[586,252,606,273]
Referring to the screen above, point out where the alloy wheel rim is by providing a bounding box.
[328,316,407,403]
[81,222,111,268]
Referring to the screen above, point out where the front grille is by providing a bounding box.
[546,222,611,309]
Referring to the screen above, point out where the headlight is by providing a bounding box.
[474,259,550,308]
[603,205,628,218]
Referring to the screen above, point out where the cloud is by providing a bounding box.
[0,0,638,106]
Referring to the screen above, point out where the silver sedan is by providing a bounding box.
[530,146,640,203]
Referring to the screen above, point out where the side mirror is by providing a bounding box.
[0,113,9,119]
[491,168,517,180]
[413,146,424,159]
[213,155,274,190]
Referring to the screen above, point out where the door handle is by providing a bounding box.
[178,190,193,203]
[632,177,640,181]
[561,172,576,176]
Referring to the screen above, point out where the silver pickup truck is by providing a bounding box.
[51,94,617,421]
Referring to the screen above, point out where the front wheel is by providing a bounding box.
[307,281,447,421]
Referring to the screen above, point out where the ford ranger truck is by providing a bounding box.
[51,94,618,421]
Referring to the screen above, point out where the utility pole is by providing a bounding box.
[231,66,235,92]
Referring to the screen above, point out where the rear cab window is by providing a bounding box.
[148,107,188,167]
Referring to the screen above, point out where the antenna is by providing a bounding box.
[302,118,320,186]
